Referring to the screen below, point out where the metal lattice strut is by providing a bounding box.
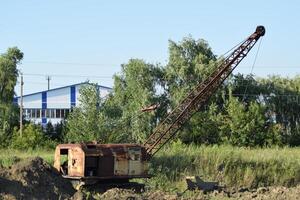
[144,26,266,158]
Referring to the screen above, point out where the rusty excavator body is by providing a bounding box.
[54,26,265,186]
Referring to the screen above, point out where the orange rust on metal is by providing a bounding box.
[54,143,150,181]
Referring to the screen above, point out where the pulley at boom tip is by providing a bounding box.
[255,25,265,36]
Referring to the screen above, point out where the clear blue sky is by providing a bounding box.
[1,0,299,95]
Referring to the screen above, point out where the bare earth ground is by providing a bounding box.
[0,157,75,199]
[1,157,300,200]
[75,186,300,200]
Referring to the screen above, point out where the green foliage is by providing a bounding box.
[61,36,300,147]
[217,93,282,147]
[64,84,108,143]
[0,47,23,103]
[0,47,23,147]
[165,36,217,106]
[101,59,164,143]
[180,103,221,145]
[258,75,300,146]
[11,123,55,150]
[148,143,300,191]
[0,149,54,168]
[44,121,65,141]
[164,37,222,143]
[45,122,54,137]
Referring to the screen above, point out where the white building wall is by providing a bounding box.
[75,84,111,106]
[20,93,42,109]
[30,118,42,124]
[100,88,110,98]
[47,118,62,124]
[75,84,81,106]
[47,87,71,109]
[15,83,111,126]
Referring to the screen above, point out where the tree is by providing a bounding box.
[228,73,264,104]
[64,84,108,142]
[165,36,217,106]
[103,59,164,143]
[0,47,23,147]
[163,36,219,142]
[217,91,282,147]
[180,103,221,144]
[62,36,299,147]
[0,47,23,103]
[258,75,300,146]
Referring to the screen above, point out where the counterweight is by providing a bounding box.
[144,26,265,158]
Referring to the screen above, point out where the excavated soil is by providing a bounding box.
[74,186,300,200]
[1,157,300,199]
[0,157,75,200]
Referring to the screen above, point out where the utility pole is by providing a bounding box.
[46,75,51,90]
[20,73,24,137]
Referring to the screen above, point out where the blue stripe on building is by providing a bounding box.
[70,86,76,107]
[42,92,47,124]
[13,97,18,104]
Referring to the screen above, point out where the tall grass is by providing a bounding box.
[1,143,300,191]
[0,148,54,167]
[148,141,300,191]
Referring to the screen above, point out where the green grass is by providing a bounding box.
[147,141,300,191]
[2,143,300,192]
[0,148,54,168]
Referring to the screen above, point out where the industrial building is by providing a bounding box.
[13,82,112,125]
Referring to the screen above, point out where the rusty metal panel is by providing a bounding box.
[85,156,98,176]
[85,156,98,167]
[98,156,114,176]
[68,147,85,177]
[53,146,61,171]
[128,147,143,175]
[128,160,142,175]
[114,157,128,175]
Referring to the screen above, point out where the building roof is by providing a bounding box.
[15,82,112,98]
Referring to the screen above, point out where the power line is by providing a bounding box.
[22,73,113,79]
[23,61,119,66]
[230,93,300,97]
[22,61,300,68]
[16,81,80,87]
[242,37,263,101]
[238,66,300,68]
[20,60,300,68]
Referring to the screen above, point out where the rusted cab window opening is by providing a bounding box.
[85,156,98,176]
[59,148,69,176]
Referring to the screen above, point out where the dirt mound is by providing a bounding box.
[88,186,300,200]
[226,186,300,200]
[192,185,300,200]
[93,188,177,200]
[0,157,75,200]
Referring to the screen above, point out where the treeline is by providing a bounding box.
[1,37,300,149]
[66,37,300,147]
[0,47,57,149]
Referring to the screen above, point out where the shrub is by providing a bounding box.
[11,123,56,150]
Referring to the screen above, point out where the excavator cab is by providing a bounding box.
[54,143,150,185]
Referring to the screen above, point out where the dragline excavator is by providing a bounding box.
[54,26,265,186]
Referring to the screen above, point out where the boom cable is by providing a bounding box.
[242,37,263,101]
